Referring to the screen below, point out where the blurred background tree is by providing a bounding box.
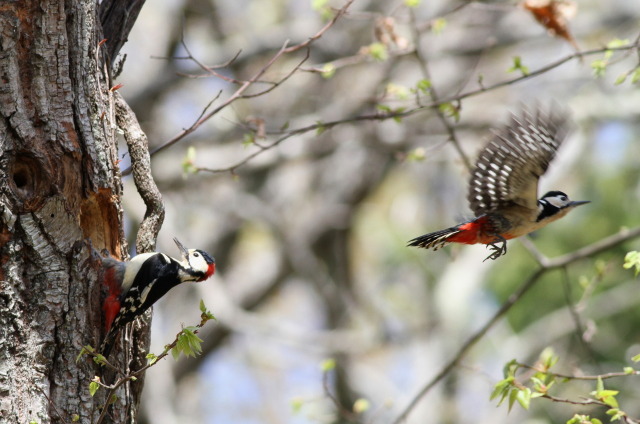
[111,0,640,423]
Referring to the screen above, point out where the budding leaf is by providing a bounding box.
[89,381,99,397]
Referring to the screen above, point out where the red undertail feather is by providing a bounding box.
[409,216,503,250]
[102,267,122,332]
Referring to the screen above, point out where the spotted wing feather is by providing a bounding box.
[467,106,571,216]
[407,226,462,250]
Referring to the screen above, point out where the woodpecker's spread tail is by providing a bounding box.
[407,226,462,251]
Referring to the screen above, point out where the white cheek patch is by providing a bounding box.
[188,250,209,274]
[546,196,567,208]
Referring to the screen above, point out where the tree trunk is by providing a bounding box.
[0,1,144,422]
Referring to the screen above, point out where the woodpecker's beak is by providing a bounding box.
[173,237,189,259]
[568,200,590,208]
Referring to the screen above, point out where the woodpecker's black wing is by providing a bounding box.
[101,254,181,358]
[112,254,181,330]
[467,106,571,216]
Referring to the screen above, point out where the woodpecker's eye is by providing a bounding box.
[194,252,200,257]
[560,195,567,201]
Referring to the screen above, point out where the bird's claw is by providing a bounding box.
[483,237,507,262]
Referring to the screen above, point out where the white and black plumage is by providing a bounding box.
[100,238,215,358]
[409,106,590,260]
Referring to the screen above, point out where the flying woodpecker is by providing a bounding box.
[100,238,215,358]
[408,106,590,261]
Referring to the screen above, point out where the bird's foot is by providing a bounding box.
[483,237,507,262]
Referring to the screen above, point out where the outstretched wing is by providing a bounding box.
[467,105,571,216]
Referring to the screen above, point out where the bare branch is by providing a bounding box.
[119,0,356,177]
[114,92,164,253]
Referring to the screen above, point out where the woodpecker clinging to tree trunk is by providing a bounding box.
[100,238,215,358]
[408,105,590,261]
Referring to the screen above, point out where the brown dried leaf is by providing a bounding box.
[522,0,579,50]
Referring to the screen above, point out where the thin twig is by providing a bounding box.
[517,362,640,381]
[35,386,69,424]
[408,8,472,172]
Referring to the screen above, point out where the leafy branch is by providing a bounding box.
[79,300,216,424]
[193,39,640,175]
[491,348,640,423]
[392,226,640,424]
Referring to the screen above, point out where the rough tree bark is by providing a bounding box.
[0,1,146,422]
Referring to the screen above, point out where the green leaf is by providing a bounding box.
[591,59,607,78]
[507,56,529,76]
[171,345,180,360]
[490,377,513,403]
[592,378,620,408]
[353,398,370,414]
[531,376,550,393]
[438,102,460,122]
[606,408,625,421]
[606,38,630,49]
[632,353,640,362]
[631,68,640,84]
[173,326,205,359]
[146,353,158,366]
[406,147,426,162]
[92,354,107,366]
[76,345,93,363]
[502,359,519,378]
[311,0,328,11]
[432,18,447,35]
[386,83,409,100]
[316,121,326,135]
[507,386,518,411]
[290,397,304,414]
[614,72,628,85]
[182,146,198,175]
[416,79,431,93]
[320,358,336,372]
[108,394,118,405]
[367,42,389,61]
[392,107,406,123]
[566,415,584,424]
[624,366,635,374]
[71,414,80,422]
[242,133,255,148]
[199,299,216,320]
[89,381,99,397]
[321,63,336,79]
[311,0,332,20]
[539,347,559,370]
[567,415,597,424]
[623,251,640,276]
[516,388,532,410]
[404,0,421,7]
